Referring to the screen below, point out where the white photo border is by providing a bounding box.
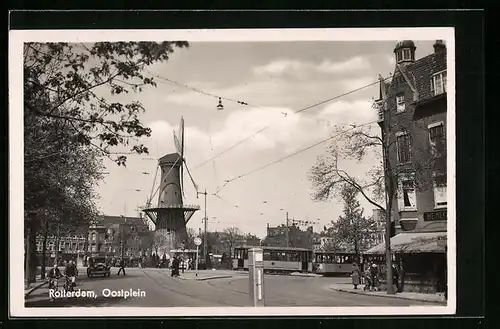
[9,27,456,317]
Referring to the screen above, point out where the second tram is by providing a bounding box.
[314,251,358,276]
[233,245,313,273]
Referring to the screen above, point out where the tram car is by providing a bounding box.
[233,245,313,273]
[314,251,358,276]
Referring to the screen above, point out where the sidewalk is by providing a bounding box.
[24,279,48,297]
[329,283,447,304]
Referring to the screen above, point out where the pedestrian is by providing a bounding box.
[351,263,361,289]
[117,258,126,276]
[175,256,181,276]
[363,266,371,291]
[392,263,400,292]
[370,263,379,291]
[171,256,179,277]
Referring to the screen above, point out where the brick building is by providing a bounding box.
[366,40,448,294]
[36,214,153,267]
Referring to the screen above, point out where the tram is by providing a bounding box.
[314,251,358,276]
[233,245,313,273]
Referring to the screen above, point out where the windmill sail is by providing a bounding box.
[184,161,199,193]
[178,117,185,197]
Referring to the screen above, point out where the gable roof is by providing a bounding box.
[98,215,147,227]
[389,50,447,102]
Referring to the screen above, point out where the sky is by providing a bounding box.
[94,40,436,238]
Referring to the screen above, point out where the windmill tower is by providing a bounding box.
[143,117,200,256]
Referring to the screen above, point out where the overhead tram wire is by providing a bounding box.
[218,118,380,192]
[190,76,392,171]
[145,70,257,108]
[144,70,392,172]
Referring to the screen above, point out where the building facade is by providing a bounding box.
[369,40,448,293]
[36,214,153,267]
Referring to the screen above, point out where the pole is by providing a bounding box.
[203,188,207,264]
[195,244,199,276]
[285,212,289,247]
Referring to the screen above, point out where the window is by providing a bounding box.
[434,174,447,208]
[429,122,446,158]
[91,245,97,252]
[403,49,411,60]
[396,51,402,62]
[396,94,405,113]
[91,233,96,241]
[398,178,417,211]
[431,71,447,96]
[396,132,412,163]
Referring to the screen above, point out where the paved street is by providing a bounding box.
[25,268,435,307]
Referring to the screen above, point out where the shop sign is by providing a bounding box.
[424,210,447,221]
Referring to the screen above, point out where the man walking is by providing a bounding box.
[117,258,126,276]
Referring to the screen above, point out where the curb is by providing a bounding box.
[328,286,447,305]
[179,275,233,281]
[24,281,48,297]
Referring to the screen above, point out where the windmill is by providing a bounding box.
[143,117,201,254]
[173,117,199,196]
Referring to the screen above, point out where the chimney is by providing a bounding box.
[433,40,446,53]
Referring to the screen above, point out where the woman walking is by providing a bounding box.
[351,263,361,289]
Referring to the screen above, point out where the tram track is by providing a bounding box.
[140,268,238,306]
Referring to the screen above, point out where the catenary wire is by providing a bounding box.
[217,119,379,192]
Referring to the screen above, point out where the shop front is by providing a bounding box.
[365,231,447,294]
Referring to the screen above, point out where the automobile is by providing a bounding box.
[87,256,111,278]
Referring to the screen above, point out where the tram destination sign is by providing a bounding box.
[424,209,447,221]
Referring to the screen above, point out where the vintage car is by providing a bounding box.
[87,256,111,278]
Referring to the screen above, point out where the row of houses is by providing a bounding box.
[35,214,153,266]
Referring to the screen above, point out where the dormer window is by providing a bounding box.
[396,94,406,113]
[403,49,411,60]
[431,70,447,96]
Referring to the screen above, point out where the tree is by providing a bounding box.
[334,184,377,262]
[24,41,188,165]
[184,228,198,250]
[221,227,243,258]
[24,41,188,280]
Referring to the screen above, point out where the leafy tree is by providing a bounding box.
[24,41,188,280]
[333,184,377,262]
[24,41,188,165]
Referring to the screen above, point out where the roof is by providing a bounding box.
[389,50,447,103]
[394,40,416,51]
[365,231,447,254]
[98,215,147,227]
[159,153,182,165]
[235,245,312,252]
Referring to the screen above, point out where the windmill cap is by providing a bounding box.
[158,153,183,165]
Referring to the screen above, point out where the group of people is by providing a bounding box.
[351,262,402,292]
[47,259,79,293]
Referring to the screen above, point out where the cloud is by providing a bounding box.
[386,55,396,67]
[319,99,377,126]
[253,56,371,77]
[316,57,371,73]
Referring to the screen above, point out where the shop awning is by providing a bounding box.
[365,232,447,254]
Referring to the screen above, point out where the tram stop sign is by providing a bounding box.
[194,237,202,246]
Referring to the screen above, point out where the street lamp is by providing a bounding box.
[197,189,208,263]
[216,97,224,111]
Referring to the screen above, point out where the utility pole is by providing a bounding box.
[197,189,208,263]
[285,212,289,248]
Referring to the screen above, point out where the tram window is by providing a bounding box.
[263,252,271,261]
